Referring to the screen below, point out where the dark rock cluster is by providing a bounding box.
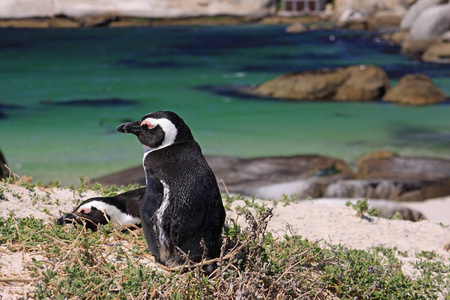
[94,152,450,203]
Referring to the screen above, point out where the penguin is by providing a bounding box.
[117,111,225,267]
[57,188,144,231]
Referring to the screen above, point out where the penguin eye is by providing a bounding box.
[77,207,92,214]
[141,120,155,130]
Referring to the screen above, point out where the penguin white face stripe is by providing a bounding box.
[77,201,141,228]
[142,117,178,160]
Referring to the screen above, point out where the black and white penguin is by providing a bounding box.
[57,188,144,230]
[117,111,225,267]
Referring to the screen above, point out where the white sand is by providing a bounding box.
[403,197,450,225]
[1,183,449,299]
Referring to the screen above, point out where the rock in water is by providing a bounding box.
[382,74,446,105]
[356,150,400,166]
[286,22,307,33]
[333,65,390,101]
[422,31,450,63]
[253,65,390,102]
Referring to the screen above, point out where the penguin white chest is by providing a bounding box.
[155,180,171,262]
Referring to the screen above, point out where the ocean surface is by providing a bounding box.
[0,25,449,185]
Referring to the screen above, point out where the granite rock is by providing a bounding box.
[382,74,446,105]
[324,179,422,202]
[356,150,400,166]
[285,22,307,33]
[400,0,446,31]
[422,31,450,63]
[253,65,390,102]
[401,3,450,56]
[356,156,450,201]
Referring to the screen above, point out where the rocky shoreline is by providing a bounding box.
[93,152,450,205]
[0,14,327,29]
[1,0,449,64]
[2,145,449,206]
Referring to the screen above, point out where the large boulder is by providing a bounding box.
[388,29,409,44]
[324,179,423,202]
[241,179,324,200]
[334,65,391,101]
[206,155,355,193]
[254,69,348,101]
[407,4,450,40]
[335,0,408,29]
[400,0,446,31]
[356,157,450,201]
[401,38,436,56]
[367,10,405,30]
[253,65,390,102]
[356,150,399,166]
[382,74,446,105]
[401,4,450,56]
[335,0,409,17]
[422,31,450,63]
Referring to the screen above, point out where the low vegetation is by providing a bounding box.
[0,179,449,299]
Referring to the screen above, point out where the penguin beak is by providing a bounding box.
[57,213,77,225]
[117,121,145,135]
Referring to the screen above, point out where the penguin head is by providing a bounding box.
[117,111,194,152]
[57,204,109,231]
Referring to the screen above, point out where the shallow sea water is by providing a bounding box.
[0,25,449,185]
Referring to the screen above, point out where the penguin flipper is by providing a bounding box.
[140,212,161,260]
[140,173,164,261]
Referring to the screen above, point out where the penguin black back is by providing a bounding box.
[117,111,225,267]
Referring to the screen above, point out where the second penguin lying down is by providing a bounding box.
[57,188,144,230]
[117,111,226,267]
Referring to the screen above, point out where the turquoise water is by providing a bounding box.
[0,26,449,185]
